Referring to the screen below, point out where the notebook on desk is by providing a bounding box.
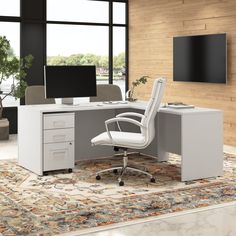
[166,102,195,109]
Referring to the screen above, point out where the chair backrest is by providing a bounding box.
[141,78,166,147]
[90,84,122,102]
[25,85,55,105]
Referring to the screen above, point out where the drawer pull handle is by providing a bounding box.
[53,135,66,142]
[53,121,65,128]
[51,150,67,158]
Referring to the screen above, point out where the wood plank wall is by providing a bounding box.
[129,0,236,146]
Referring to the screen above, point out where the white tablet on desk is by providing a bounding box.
[166,104,195,109]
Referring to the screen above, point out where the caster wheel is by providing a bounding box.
[119,181,124,186]
[68,168,73,173]
[96,175,101,180]
[150,177,156,183]
[113,169,118,174]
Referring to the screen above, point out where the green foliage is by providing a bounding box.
[132,75,149,87]
[47,52,125,70]
[12,79,28,98]
[0,36,17,84]
[66,54,84,65]
[47,56,67,65]
[0,36,33,119]
[127,75,150,101]
[99,55,108,68]
[113,52,125,70]
[0,36,33,97]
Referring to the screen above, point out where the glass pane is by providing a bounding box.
[113,2,126,24]
[47,24,109,87]
[113,27,126,99]
[0,0,20,16]
[0,22,20,107]
[47,0,108,23]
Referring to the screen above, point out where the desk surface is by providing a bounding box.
[18,101,146,113]
[18,101,222,115]
[160,106,222,115]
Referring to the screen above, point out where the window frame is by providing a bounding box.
[0,0,129,92]
[46,0,129,91]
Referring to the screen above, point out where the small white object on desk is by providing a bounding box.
[167,104,195,109]
[163,102,195,109]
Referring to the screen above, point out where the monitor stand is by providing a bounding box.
[61,98,74,105]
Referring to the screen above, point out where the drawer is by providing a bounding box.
[44,128,74,143]
[44,142,74,171]
[44,113,75,130]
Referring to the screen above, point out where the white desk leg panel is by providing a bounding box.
[157,113,182,162]
[18,108,43,175]
[157,111,223,181]
[181,112,223,181]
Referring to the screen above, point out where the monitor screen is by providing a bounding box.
[173,33,226,83]
[44,65,97,98]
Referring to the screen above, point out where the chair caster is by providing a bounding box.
[68,168,73,173]
[113,169,118,174]
[150,177,156,183]
[119,180,124,186]
[96,175,101,180]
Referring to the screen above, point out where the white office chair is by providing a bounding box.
[91,78,166,186]
[90,84,122,102]
[25,85,55,105]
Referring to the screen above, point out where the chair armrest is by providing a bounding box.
[106,117,144,127]
[116,112,145,119]
[115,112,145,131]
[105,117,145,142]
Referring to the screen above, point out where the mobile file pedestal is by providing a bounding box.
[43,112,75,173]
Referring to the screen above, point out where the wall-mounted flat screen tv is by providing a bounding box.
[173,33,226,83]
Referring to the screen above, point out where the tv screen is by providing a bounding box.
[44,65,97,98]
[173,33,226,83]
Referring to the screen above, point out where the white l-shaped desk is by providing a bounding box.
[18,101,223,181]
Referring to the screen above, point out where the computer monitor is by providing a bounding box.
[44,65,97,104]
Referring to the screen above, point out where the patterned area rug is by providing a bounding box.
[1,153,236,235]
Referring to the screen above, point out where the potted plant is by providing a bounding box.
[126,75,150,101]
[0,36,33,140]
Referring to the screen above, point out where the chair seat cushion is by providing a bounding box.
[91,131,145,148]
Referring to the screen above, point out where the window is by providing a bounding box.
[0,0,20,16]
[46,0,128,98]
[0,0,127,133]
[47,0,109,23]
[113,27,126,98]
[47,24,109,85]
[113,2,126,24]
[0,0,20,107]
